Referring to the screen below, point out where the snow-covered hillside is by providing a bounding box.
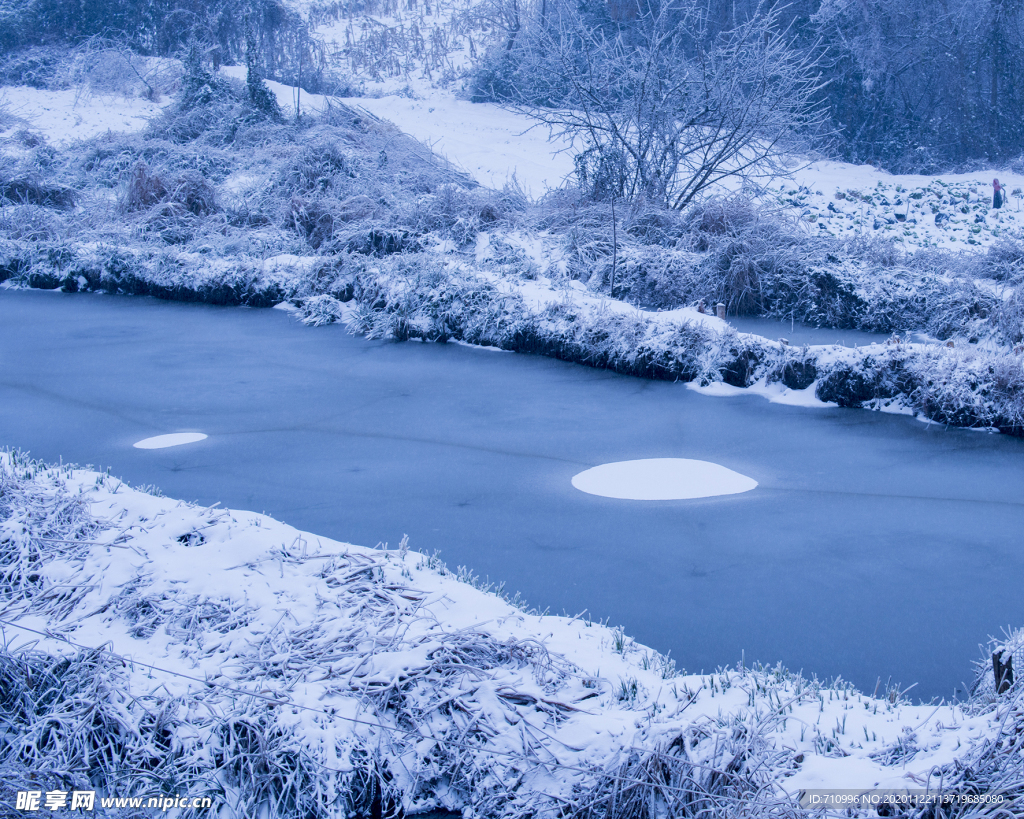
[3,450,1022,816]
[3,43,1024,252]
[1,8,1021,255]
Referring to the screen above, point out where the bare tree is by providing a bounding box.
[502,0,827,208]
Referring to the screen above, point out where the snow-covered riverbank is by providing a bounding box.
[2,450,1022,816]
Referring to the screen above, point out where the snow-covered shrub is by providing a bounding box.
[533,190,616,281]
[144,202,198,244]
[0,239,35,283]
[0,46,65,88]
[908,347,1024,431]
[280,140,356,194]
[298,293,347,326]
[853,262,995,339]
[288,195,340,249]
[398,183,510,246]
[590,245,705,307]
[167,169,218,216]
[678,197,820,317]
[766,349,818,390]
[979,236,1024,282]
[623,201,689,245]
[574,724,786,819]
[807,343,1024,432]
[815,351,911,408]
[294,254,360,302]
[119,161,168,212]
[149,73,248,145]
[352,253,516,344]
[994,287,1024,344]
[0,175,76,210]
[117,162,218,243]
[683,194,767,247]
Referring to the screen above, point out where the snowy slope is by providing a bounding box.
[295,0,1024,246]
[339,94,575,195]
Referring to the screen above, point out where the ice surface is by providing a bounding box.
[4,291,1023,699]
[571,458,758,500]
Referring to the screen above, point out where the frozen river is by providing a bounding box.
[2,289,1022,701]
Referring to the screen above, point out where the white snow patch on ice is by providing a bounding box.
[133,432,208,449]
[687,379,836,409]
[572,458,757,500]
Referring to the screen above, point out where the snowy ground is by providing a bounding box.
[0,86,172,144]
[338,94,576,195]
[3,450,1021,816]
[771,162,1024,250]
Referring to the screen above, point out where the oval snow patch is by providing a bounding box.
[133,433,208,450]
[572,458,757,500]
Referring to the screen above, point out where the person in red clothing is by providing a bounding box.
[993,178,1004,209]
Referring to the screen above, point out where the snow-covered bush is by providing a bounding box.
[0,205,63,242]
[297,293,348,326]
[995,288,1024,344]
[398,183,513,246]
[979,236,1024,282]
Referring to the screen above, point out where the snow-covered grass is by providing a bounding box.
[3,448,1024,818]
